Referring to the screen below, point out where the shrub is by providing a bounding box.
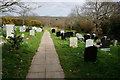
[1,29,6,38]
[7,30,23,50]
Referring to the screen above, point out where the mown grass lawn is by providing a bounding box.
[2,26,44,79]
[50,31,120,79]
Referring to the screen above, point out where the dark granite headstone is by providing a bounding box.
[91,34,95,39]
[65,32,73,37]
[84,46,98,62]
[61,33,66,40]
[26,29,30,32]
[26,27,32,32]
[101,40,111,48]
[56,31,61,37]
[52,29,55,33]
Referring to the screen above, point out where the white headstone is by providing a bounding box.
[60,30,64,34]
[20,27,25,32]
[93,33,96,36]
[30,30,35,36]
[36,28,42,32]
[86,39,94,47]
[70,37,78,48]
[6,24,14,39]
[104,36,107,40]
[87,34,90,35]
[76,33,83,39]
[32,27,37,30]
[114,40,118,46]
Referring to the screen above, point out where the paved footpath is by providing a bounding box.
[26,30,64,78]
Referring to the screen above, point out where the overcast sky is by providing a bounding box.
[30,2,84,17]
[24,0,120,17]
[4,0,120,17]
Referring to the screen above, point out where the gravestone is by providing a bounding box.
[56,31,61,37]
[36,28,42,32]
[84,46,98,62]
[20,27,25,32]
[32,27,37,30]
[60,30,64,34]
[30,30,35,36]
[104,36,107,40]
[61,33,66,40]
[114,40,118,46]
[101,40,111,48]
[51,29,55,33]
[65,32,73,37]
[76,33,84,41]
[70,37,78,48]
[91,34,96,39]
[26,29,29,32]
[6,24,14,39]
[26,27,32,32]
[86,39,94,47]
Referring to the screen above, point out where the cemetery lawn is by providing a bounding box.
[2,28,44,79]
[51,32,120,79]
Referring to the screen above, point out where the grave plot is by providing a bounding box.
[50,28,119,78]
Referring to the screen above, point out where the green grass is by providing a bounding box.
[2,26,44,79]
[50,31,120,79]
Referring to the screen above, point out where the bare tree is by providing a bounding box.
[0,0,25,13]
[72,1,119,34]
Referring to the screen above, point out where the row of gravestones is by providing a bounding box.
[51,29,97,62]
[54,29,116,46]
[76,33,118,49]
[51,29,73,40]
[51,28,118,62]
[20,26,43,36]
[20,26,42,33]
[5,24,43,39]
[51,29,118,48]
